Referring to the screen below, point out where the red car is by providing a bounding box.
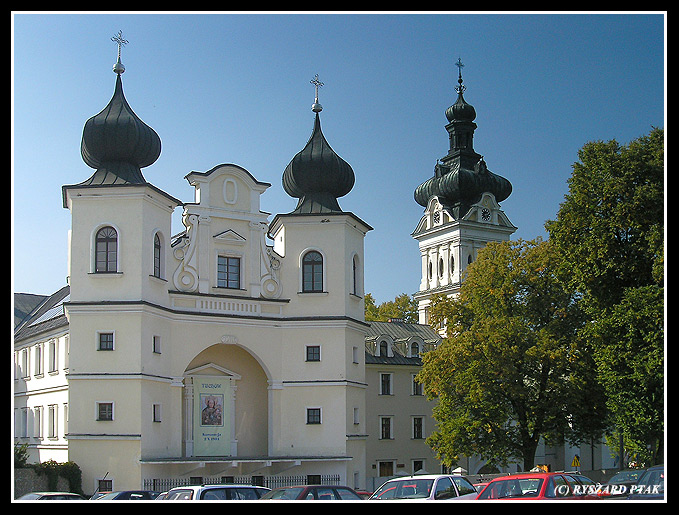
[476,472,599,500]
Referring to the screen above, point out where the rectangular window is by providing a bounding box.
[48,339,58,373]
[305,345,321,362]
[98,479,113,493]
[412,374,423,396]
[153,404,162,423]
[34,343,43,376]
[153,335,161,354]
[380,373,392,395]
[306,408,322,425]
[217,256,241,289]
[413,416,424,439]
[48,405,58,438]
[380,416,393,440]
[33,406,42,438]
[97,402,114,421]
[98,332,114,351]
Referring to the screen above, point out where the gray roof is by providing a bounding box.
[14,286,70,343]
[365,320,441,366]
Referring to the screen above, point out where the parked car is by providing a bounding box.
[476,472,597,500]
[627,465,664,500]
[260,485,363,500]
[93,490,161,500]
[597,469,643,498]
[160,484,270,500]
[562,473,601,499]
[369,474,478,500]
[17,491,85,500]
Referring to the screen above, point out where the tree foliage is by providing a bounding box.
[418,239,606,470]
[546,127,664,465]
[364,292,418,323]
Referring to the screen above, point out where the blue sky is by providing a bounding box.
[12,12,665,303]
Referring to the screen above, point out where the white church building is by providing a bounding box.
[14,46,615,496]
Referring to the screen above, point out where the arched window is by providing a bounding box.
[153,233,162,278]
[410,341,420,357]
[302,251,323,292]
[95,226,118,273]
[379,340,389,357]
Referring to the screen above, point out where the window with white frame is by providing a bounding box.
[34,343,43,377]
[217,255,241,289]
[97,402,114,421]
[306,408,322,425]
[412,373,423,396]
[302,251,323,292]
[153,232,163,278]
[153,335,162,354]
[379,373,393,395]
[48,405,58,438]
[305,345,321,362]
[33,406,43,438]
[412,416,424,439]
[152,403,162,423]
[48,339,58,373]
[95,226,118,273]
[379,416,393,440]
[98,332,114,351]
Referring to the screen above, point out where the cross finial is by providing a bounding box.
[310,74,324,113]
[111,30,129,75]
[455,57,466,94]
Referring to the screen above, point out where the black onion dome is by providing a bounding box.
[80,74,161,184]
[445,90,476,123]
[414,62,512,219]
[414,158,512,219]
[282,112,355,213]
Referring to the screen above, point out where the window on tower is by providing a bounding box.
[302,251,323,292]
[95,226,118,273]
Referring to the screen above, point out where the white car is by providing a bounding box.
[369,474,478,500]
[159,484,270,500]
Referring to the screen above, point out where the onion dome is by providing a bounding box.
[282,76,355,213]
[79,32,161,185]
[414,59,511,219]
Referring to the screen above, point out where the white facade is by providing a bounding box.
[53,161,372,494]
[412,192,516,327]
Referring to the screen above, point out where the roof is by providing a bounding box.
[14,285,70,343]
[365,320,441,366]
[365,320,441,344]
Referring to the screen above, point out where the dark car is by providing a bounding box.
[260,485,363,500]
[627,465,664,500]
[17,492,85,500]
[93,490,161,500]
[598,469,643,498]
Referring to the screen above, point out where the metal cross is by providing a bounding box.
[455,57,466,93]
[310,74,324,101]
[111,30,129,60]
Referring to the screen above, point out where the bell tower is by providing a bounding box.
[412,60,517,327]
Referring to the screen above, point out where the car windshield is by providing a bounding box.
[609,471,641,483]
[637,469,664,490]
[477,478,543,499]
[261,487,305,499]
[371,479,434,499]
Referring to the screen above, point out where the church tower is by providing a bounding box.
[61,34,182,489]
[412,60,516,326]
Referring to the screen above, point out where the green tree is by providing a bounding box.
[546,128,664,465]
[364,292,418,323]
[418,239,606,471]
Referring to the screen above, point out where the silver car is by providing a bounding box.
[369,474,478,500]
